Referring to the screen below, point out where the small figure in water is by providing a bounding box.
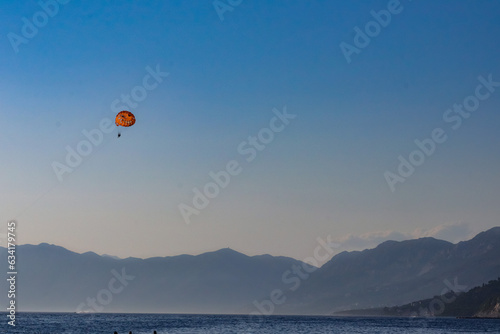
[118,133,121,138]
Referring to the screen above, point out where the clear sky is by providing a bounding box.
[1,0,500,260]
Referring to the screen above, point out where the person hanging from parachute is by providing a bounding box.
[115,110,136,138]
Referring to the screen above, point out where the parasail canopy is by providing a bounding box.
[115,110,136,127]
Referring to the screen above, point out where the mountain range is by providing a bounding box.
[280,226,500,314]
[1,227,499,315]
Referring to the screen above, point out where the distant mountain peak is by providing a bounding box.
[373,236,453,252]
[477,226,500,237]
[199,247,247,258]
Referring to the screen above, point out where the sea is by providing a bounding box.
[0,313,499,334]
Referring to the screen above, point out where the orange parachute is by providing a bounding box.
[115,111,135,137]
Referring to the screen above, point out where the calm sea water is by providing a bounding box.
[0,313,499,334]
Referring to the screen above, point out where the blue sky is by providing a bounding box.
[1,0,500,260]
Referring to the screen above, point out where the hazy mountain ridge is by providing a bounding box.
[0,244,307,313]
[334,277,500,318]
[279,227,500,314]
[1,227,499,314]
